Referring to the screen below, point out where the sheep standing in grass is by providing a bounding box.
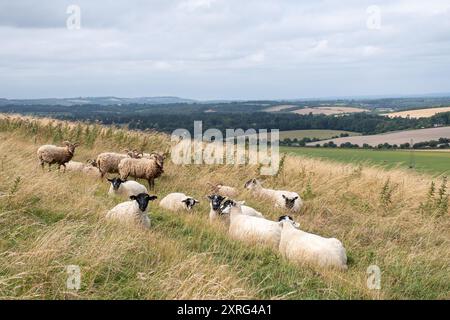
[37,141,79,172]
[95,150,138,178]
[207,182,238,197]
[244,178,302,212]
[107,177,148,198]
[118,153,164,190]
[159,193,199,212]
[222,201,281,248]
[278,216,348,270]
[106,193,157,228]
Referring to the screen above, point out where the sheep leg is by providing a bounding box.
[61,164,66,173]
[148,179,154,190]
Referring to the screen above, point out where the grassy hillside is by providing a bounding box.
[0,116,449,299]
[282,147,450,176]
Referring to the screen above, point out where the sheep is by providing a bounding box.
[37,141,79,172]
[107,177,148,198]
[207,194,264,223]
[95,150,138,178]
[222,200,281,248]
[220,199,264,218]
[106,193,157,228]
[207,182,238,197]
[278,215,348,270]
[118,153,164,189]
[244,178,302,212]
[64,160,101,178]
[159,193,199,212]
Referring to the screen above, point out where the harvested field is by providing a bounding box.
[264,104,298,112]
[383,107,450,118]
[308,126,450,147]
[291,106,368,115]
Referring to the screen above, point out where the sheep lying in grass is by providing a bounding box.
[65,160,101,178]
[95,150,139,178]
[118,153,165,189]
[207,182,238,197]
[278,216,348,270]
[106,193,157,228]
[244,178,302,212]
[207,195,264,222]
[107,177,148,198]
[37,141,79,172]
[159,193,199,212]
[222,200,281,248]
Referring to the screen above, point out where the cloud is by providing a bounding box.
[0,0,449,99]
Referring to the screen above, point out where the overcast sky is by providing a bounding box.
[1,0,450,100]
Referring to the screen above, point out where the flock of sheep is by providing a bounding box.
[36,140,348,271]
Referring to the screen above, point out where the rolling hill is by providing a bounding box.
[0,115,448,299]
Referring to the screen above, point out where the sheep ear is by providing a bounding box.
[148,195,158,201]
[130,195,137,200]
[181,199,188,203]
[282,194,286,199]
[293,196,298,200]
[107,178,113,182]
[194,199,199,204]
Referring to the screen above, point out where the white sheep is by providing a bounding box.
[107,177,148,198]
[244,178,302,212]
[278,216,348,270]
[106,193,157,228]
[37,141,79,171]
[118,153,164,189]
[159,193,199,212]
[207,182,238,197]
[221,201,281,248]
[65,160,101,178]
[207,194,264,223]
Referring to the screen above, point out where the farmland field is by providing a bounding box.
[291,106,368,115]
[282,147,450,176]
[279,129,360,140]
[310,126,450,147]
[383,106,450,118]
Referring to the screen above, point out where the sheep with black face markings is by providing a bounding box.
[118,153,164,189]
[207,195,264,223]
[278,215,348,270]
[107,177,148,198]
[244,178,302,212]
[106,193,157,228]
[222,201,281,248]
[159,193,199,212]
[37,141,79,172]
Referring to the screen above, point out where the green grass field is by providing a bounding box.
[281,147,450,176]
[279,129,360,140]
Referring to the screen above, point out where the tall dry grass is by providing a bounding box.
[0,115,448,299]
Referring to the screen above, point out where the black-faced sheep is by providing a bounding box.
[107,177,148,198]
[244,178,302,212]
[106,193,157,228]
[159,192,199,212]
